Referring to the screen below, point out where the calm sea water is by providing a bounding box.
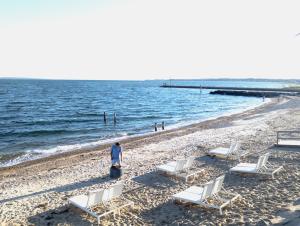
[0,79,287,167]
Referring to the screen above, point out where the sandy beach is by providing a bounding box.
[0,96,300,225]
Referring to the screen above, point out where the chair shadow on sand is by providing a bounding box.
[26,171,178,226]
[131,170,178,188]
[16,174,126,225]
[138,198,221,225]
[27,205,93,226]
[195,154,236,172]
[11,146,298,225]
[0,174,112,204]
[24,150,294,226]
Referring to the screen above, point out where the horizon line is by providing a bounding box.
[0,76,300,82]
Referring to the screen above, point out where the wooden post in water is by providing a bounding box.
[154,123,158,132]
[113,113,117,124]
[103,112,107,124]
[162,121,165,130]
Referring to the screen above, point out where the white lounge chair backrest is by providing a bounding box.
[201,180,215,200]
[211,175,225,195]
[233,142,240,154]
[87,189,105,207]
[261,152,270,167]
[69,181,133,225]
[175,159,187,171]
[111,182,124,199]
[184,156,195,169]
[255,155,266,170]
[101,182,124,203]
[228,142,236,154]
[102,187,113,202]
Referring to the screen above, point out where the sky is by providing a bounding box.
[0,0,299,80]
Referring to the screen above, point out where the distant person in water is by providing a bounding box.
[111,142,122,167]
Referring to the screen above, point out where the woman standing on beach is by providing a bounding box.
[111,142,123,167]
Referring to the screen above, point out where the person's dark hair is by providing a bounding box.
[115,142,120,146]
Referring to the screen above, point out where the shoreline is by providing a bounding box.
[0,97,274,176]
[0,96,268,170]
[0,95,299,225]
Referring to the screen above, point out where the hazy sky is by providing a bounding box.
[0,0,299,80]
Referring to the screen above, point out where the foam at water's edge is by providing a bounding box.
[0,133,132,167]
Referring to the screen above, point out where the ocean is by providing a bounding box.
[0,79,288,167]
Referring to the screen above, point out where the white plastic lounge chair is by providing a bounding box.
[210,175,241,206]
[166,156,195,171]
[209,142,244,160]
[229,153,283,179]
[173,175,240,214]
[164,157,203,182]
[157,159,187,175]
[184,156,196,169]
[172,180,215,209]
[209,142,236,156]
[68,182,134,224]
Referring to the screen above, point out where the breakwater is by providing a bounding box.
[160,84,300,96]
[210,90,282,97]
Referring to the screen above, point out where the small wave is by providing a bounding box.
[74,112,102,117]
[28,135,130,154]
[10,101,31,105]
[4,117,100,126]
[0,152,36,168]
[23,118,98,126]
[4,106,22,112]
[0,152,26,162]
[0,129,71,137]
[0,132,129,167]
[0,127,102,137]
[121,115,167,120]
